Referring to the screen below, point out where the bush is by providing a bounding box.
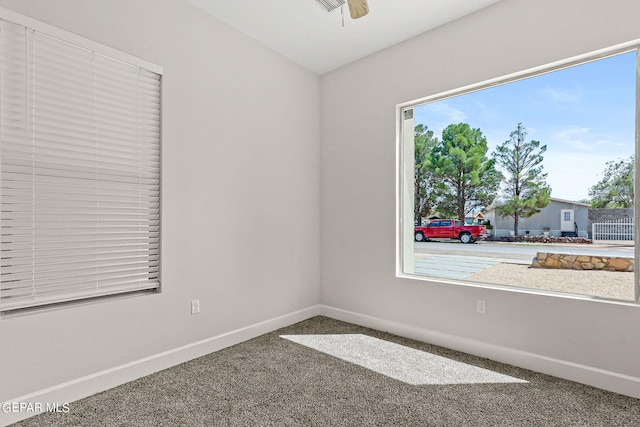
[485,235,592,244]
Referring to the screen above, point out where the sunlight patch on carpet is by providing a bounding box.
[280,334,528,386]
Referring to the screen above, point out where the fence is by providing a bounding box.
[591,218,634,241]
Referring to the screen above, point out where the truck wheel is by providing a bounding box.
[415,232,425,242]
[460,232,472,244]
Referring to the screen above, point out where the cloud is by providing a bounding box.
[541,85,583,103]
[415,102,468,138]
[471,99,502,121]
[552,127,597,151]
[543,151,613,200]
[427,102,467,123]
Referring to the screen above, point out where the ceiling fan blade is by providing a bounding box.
[346,0,369,19]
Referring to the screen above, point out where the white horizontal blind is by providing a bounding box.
[0,18,161,312]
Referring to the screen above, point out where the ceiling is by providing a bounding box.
[185,0,504,74]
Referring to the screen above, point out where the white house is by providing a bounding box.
[484,198,590,238]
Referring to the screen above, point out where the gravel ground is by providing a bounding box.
[466,263,635,300]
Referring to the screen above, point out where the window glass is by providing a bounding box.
[400,48,637,303]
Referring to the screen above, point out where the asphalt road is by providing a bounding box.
[413,240,634,279]
[414,240,634,263]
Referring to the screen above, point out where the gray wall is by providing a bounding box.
[0,0,320,402]
[589,208,634,224]
[588,208,634,239]
[320,0,640,393]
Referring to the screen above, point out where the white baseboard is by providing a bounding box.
[319,305,640,400]
[1,305,321,427]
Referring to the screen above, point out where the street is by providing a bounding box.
[413,240,634,279]
[414,240,634,262]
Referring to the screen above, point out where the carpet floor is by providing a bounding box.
[12,316,640,426]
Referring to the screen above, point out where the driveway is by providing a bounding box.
[414,253,503,279]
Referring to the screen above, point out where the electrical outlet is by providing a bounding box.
[191,299,200,315]
[476,299,486,314]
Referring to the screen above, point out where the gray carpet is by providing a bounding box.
[12,316,640,426]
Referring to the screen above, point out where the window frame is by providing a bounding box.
[0,7,163,315]
[396,40,640,305]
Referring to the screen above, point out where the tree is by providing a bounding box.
[414,124,439,225]
[430,123,502,222]
[588,156,634,208]
[493,123,551,236]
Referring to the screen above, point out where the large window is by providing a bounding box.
[0,10,162,314]
[398,43,639,303]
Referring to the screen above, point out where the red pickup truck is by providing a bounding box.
[414,219,487,244]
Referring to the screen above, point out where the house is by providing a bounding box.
[484,198,590,238]
[1,1,639,425]
[464,212,485,225]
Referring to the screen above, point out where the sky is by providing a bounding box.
[414,51,636,202]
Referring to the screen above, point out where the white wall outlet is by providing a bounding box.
[191,299,200,315]
[476,299,486,314]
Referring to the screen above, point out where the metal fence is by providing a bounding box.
[591,218,634,241]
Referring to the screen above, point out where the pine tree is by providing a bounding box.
[493,123,551,236]
[414,124,439,225]
[430,123,502,222]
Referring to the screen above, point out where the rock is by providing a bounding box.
[608,258,631,271]
[528,252,633,272]
[544,258,563,269]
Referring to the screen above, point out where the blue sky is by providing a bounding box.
[414,51,636,201]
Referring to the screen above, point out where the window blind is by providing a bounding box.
[0,18,161,312]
